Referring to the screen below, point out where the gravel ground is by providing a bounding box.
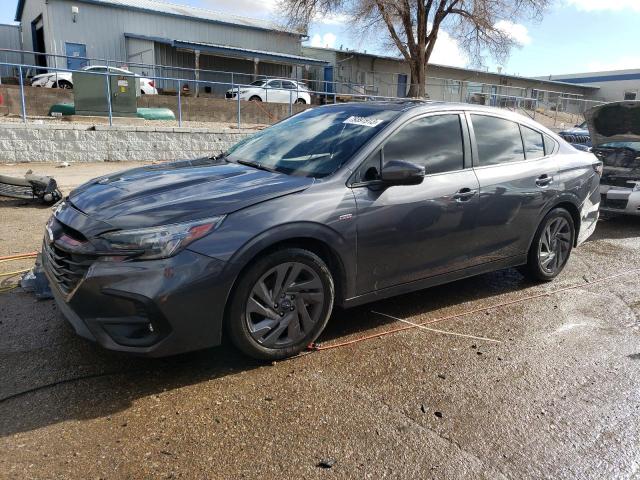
[0,164,639,479]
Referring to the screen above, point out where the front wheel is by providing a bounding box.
[226,248,334,360]
[249,95,262,102]
[521,208,575,281]
[294,98,306,104]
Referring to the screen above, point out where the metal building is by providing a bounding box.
[0,24,22,79]
[302,46,599,110]
[13,0,325,92]
[541,69,640,102]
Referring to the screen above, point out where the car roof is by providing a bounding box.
[315,101,560,137]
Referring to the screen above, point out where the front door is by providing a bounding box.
[65,43,87,70]
[352,113,481,294]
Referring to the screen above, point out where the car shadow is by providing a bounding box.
[0,197,55,209]
[0,267,533,438]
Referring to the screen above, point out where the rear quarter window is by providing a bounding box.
[520,125,545,160]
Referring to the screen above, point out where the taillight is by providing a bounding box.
[149,80,155,88]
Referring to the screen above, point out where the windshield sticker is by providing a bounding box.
[343,116,384,128]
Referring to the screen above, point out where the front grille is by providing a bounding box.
[225,92,236,99]
[601,194,628,210]
[42,240,95,296]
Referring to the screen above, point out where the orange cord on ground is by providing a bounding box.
[308,267,640,352]
[0,252,38,262]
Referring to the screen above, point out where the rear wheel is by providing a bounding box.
[55,80,73,89]
[227,248,334,360]
[249,95,262,102]
[521,208,575,281]
[294,98,306,104]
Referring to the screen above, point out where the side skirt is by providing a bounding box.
[342,255,527,308]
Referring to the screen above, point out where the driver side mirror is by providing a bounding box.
[380,160,425,186]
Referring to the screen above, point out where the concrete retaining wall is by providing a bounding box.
[0,123,255,163]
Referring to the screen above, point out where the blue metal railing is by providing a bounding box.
[0,61,403,129]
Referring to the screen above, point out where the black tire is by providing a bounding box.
[55,80,73,90]
[520,207,575,282]
[226,248,334,360]
[294,98,306,104]
[249,95,262,102]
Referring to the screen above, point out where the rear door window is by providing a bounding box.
[383,114,465,175]
[520,125,545,159]
[471,114,525,166]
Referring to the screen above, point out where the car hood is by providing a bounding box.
[585,101,640,147]
[68,158,314,229]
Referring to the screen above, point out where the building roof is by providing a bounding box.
[125,34,327,66]
[15,0,301,35]
[302,46,600,91]
[540,69,640,84]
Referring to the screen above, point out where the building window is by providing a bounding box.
[624,91,637,101]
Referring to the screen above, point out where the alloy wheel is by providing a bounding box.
[245,262,325,348]
[538,217,572,274]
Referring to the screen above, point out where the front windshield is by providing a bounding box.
[250,80,267,86]
[226,106,399,178]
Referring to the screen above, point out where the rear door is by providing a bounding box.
[352,112,481,293]
[469,113,559,261]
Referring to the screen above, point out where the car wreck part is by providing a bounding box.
[0,170,62,204]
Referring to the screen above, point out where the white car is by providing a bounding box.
[225,79,311,104]
[30,65,158,95]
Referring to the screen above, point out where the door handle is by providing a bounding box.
[536,174,554,187]
[453,187,477,202]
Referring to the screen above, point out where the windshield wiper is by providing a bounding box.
[236,159,279,174]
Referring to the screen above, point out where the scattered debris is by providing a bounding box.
[317,458,336,469]
[0,170,62,204]
[420,404,427,414]
[56,162,71,168]
[437,374,446,379]
[20,255,52,300]
[434,411,443,419]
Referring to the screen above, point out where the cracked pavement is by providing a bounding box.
[1,163,639,479]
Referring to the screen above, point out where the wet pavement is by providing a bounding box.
[1,164,639,479]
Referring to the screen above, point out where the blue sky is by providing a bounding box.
[2,0,639,76]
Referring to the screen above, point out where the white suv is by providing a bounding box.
[226,79,311,104]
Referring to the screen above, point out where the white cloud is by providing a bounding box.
[565,0,640,12]
[586,56,640,72]
[310,32,337,48]
[315,12,350,26]
[495,20,532,46]
[428,30,468,68]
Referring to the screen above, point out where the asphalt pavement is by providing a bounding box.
[0,164,639,479]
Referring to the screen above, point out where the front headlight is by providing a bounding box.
[99,216,225,260]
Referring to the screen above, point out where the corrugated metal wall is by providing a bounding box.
[152,43,292,94]
[0,24,23,78]
[38,0,301,68]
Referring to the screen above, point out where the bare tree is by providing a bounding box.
[280,0,549,97]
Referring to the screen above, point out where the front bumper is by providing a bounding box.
[43,245,232,357]
[600,185,640,216]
